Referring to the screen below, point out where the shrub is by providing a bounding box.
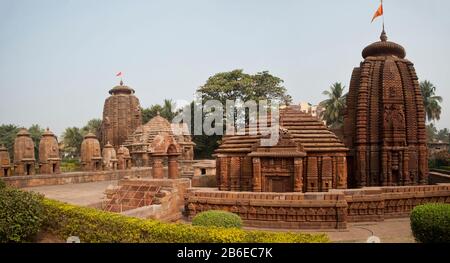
[0,179,5,189]
[192,210,242,229]
[42,199,329,243]
[0,187,45,242]
[60,159,81,172]
[410,203,450,243]
[430,151,450,168]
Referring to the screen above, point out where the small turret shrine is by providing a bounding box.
[13,128,36,176]
[102,142,118,170]
[39,128,61,174]
[117,145,132,170]
[0,145,11,177]
[80,133,103,171]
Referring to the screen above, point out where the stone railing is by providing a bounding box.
[185,190,348,229]
[185,183,450,229]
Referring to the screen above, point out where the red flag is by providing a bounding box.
[116,72,122,77]
[371,3,384,22]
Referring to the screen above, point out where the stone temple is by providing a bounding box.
[123,112,181,179]
[0,145,11,177]
[80,133,103,171]
[215,106,348,193]
[38,128,61,174]
[100,81,142,149]
[13,128,36,176]
[2,29,450,232]
[344,30,428,187]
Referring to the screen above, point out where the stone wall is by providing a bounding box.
[3,168,152,188]
[185,190,348,229]
[185,183,450,229]
[342,184,450,222]
[106,178,191,222]
[191,175,217,187]
[429,171,450,184]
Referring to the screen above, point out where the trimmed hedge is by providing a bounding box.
[192,210,243,229]
[0,187,45,242]
[410,203,450,243]
[42,199,329,243]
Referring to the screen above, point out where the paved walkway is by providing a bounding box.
[245,218,415,243]
[305,218,415,243]
[24,180,118,207]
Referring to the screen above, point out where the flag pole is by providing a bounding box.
[382,0,385,32]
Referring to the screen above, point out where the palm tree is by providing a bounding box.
[141,99,177,124]
[319,82,347,128]
[420,80,443,122]
[161,99,176,121]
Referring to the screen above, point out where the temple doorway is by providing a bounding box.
[26,164,32,175]
[264,176,293,192]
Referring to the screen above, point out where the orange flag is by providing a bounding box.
[371,3,383,22]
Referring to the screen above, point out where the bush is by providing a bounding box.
[192,210,243,229]
[60,159,81,172]
[430,151,450,168]
[0,187,45,242]
[410,203,450,243]
[42,199,328,243]
[0,179,5,189]
[439,166,450,171]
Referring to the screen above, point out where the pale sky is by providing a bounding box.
[0,0,449,136]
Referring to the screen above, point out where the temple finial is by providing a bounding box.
[120,79,123,86]
[380,26,387,42]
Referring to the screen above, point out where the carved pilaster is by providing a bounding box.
[230,157,241,191]
[337,156,347,189]
[252,157,261,192]
[403,149,410,185]
[306,157,318,192]
[321,157,332,191]
[357,147,367,187]
[381,149,388,186]
[294,158,303,192]
[168,155,179,179]
[219,157,229,191]
[152,156,164,179]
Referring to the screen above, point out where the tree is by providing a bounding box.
[197,69,291,105]
[81,118,102,137]
[190,70,291,159]
[319,82,347,128]
[437,128,450,143]
[141,99,177,124]
[0,124,20,158]
[28,124,44,160]
[61,127,84,159]
[426,123,438,143]
[420,80,443,122]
